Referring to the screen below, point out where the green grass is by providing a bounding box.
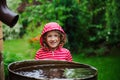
[3,39,120,80]
[3,39,36,59]
[3,39,29,54]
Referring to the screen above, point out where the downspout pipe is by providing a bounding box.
[0,0,19,27]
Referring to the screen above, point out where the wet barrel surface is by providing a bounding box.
[8,60,97,80]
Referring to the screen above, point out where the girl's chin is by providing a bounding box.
[49,45,57,48]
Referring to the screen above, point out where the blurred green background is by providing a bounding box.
[2,0,120,80]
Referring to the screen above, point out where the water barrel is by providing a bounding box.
[8,60,97,80]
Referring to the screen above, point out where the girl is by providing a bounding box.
[35,22,72,62]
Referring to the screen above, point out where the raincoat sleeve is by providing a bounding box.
[35,49,42,60]
[66,50,73,62]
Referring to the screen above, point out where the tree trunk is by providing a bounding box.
[0,21,5,80]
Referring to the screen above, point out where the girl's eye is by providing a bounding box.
[47,34,59,38]
[55,34,59,37]
[47,35,52,37]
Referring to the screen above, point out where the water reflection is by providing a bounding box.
[15,68,96,79]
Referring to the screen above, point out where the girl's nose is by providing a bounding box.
[51,36,57,40]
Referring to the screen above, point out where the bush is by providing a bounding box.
[19,0,120,56]
[28,35,40,51]
[3,24,23,40]
[3,51,24,76]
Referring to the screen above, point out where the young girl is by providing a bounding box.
[35,22,72,62]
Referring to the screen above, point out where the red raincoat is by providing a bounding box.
[35,22,72,62]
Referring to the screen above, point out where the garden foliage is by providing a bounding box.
[4,0,120,56]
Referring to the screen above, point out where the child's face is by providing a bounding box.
[46,30,60,50]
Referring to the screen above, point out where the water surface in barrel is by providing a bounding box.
[15,67,96,79]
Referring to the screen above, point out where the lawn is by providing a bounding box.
[3,39,36,59]
[3,39,120,80]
